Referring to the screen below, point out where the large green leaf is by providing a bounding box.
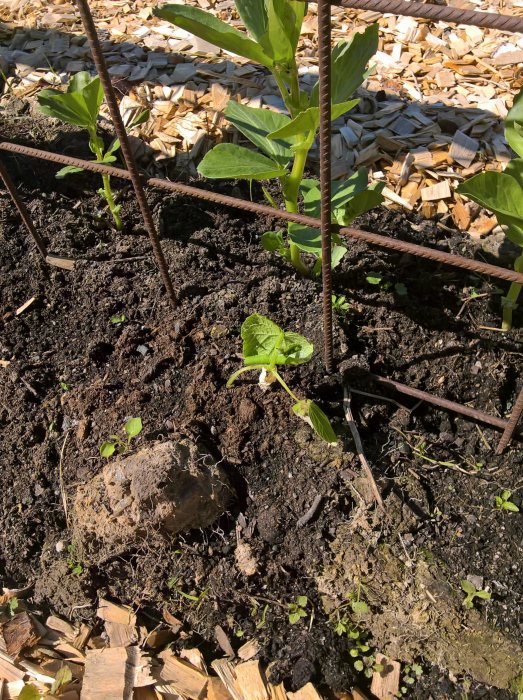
[38,90,96,128]
[335,183,385,225]
[224,101,294,166]
[288,224,321,254]
[241,314,313,366]
[457,171,523,245]
[197,144,286,180]
[310,24,379,106]
[235,0,268,45]
[504,158,523,190]
[292,400,337,444]
[505,86,523,159]
[268,100,359,141]
[154,5,273,68]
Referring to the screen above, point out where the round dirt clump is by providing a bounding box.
[72,440,233,563]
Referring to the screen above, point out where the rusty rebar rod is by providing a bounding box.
[0,156,47,259]
[318,0,334,373]
[313,0,523,33]
[495,383,523,453]
[370,373,520,435]
[74,0,176,309]
[3,142,523,288]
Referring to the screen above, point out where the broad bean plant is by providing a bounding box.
[38,72,149,230]
[458,86,523,331]
[154,1,384,276]
[228,314,337,443]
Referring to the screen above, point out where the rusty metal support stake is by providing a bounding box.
[495,383,523,454]
[0,155,47,259]
[74,0,176,308]
[318,0,334,373]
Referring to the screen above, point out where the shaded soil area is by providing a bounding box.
[0,110,522,699]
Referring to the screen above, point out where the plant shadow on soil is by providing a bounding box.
[0,112,522,699]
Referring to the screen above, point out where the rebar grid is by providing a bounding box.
[3,141,523,286]
[74,0,177,309]
[318,0,335,373]
[496,383,523,453]
[309,0,523,33]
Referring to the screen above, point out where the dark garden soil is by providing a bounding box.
[1,108,522,699]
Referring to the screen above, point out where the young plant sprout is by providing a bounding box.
[154,1,384,276]
[227,314,337,443]
[460,579,491,609]
[457,86,523,330]
[100,417,143,457]
[37,72,149,231]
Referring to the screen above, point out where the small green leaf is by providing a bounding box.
[110,313,127,325]
[289,612,300,624]
[288,224,322,254]
[308,402,337,444]
[366,275,382,285]
[56,165,84,179]
[126,108,150,130]
[100,441,116,458]
[475,590,492,600]
[60,382,70,391]
[19,685,41,700]
[503,501,520,512]
[125,417,143,439]
[296,595,307,607]
[198,144,286,180]
[268,100,359,142]
[354,660,364,672]
[154,5,273,68]
[261,230,286,253]
[241,314,313,366]
[351,600,369,614]
[349,648,359,657]
[460,580,476,594]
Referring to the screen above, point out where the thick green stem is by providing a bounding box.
[283,147,310,276]
[272,370,301,403]
[102,173,122,230]
[501,252,523,331]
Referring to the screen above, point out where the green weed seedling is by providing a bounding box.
[228,314,337,444]
[154,1,383,276]
[397,663,424,696]
[167,576,208,608]
[331,294,350,315]
[100,417,143,458]
[110,313,127,325]
[457,86,523,330]
[38,72,149,230]
[288,595,308,624]
[460,579,491,609]
[366,275,408,296]
[494,489,520,512]
[66,544,83,576]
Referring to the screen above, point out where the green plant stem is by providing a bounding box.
[282,147,310,276]
[101,173,122,230]
[226,364,268,386]
[502,252,523,330]
[272,370,300,403]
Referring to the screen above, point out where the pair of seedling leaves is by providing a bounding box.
[228,314,337,444]
[458,85,523,328]
[156,2,384,271]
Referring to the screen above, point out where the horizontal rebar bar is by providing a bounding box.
[3,141,523,286]
[317,0,523,33]
[370,373,517,434]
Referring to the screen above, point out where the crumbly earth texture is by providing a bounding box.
[0,108,522,699]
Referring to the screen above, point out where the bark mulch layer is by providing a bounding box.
[0,116,522,699]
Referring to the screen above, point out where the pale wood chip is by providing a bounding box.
[421,180,452,201]
[370,655,401,700]
[287,682,323,700]
[82,647,129,700]
[449,130,479,168]
[234,661,269,700]
[237,640,260,662]
[158,651,209,700]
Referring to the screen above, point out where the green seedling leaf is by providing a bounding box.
[224,101,294,166]
[503,501,520,512]
[38,72,104,129]
[288,224,321,254]
[354,660,364,672]
[475,590,492,600]
[154,5,273,68]
[311,24,379,105]
[261,230,286,253]
[268,100,359,142]
[366,275,382,285]
[19,685,40,700]
[308,402,337,444]
[125,417,143,439]
[110,313,126,325]
[457,172,523,246]
[460,580,476,595]
[51,666,73,695]
[331,245,347,270]
[351,600,369,614]
[60,382,70,391]
[296,595,308,607]
[288,612,301,624]
[126,108,150,130]
[198,144,286,180]
[336,183,385,225]
[56,165,85,179]
[100,441,116,458]
[241,314,313,366]
[505,86,523,159]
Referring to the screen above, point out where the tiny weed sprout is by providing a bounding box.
[6,597,18,617]
[110,312,127,325]
[366,275,408,296]
[288,595,308,624]
[100,417,143,458]
[37,72,149,231]
[494,489,520,512]
[457,86,523,330]
[227,314,337,444]
[460,579,491,609]
[154,1,383,276]
[66,544,83,576]
[331,294,350,314]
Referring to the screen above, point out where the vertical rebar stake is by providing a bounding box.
[318,0,334,373]
[74,0,177,308]
[0,156,48,259]
[495,383,523,454]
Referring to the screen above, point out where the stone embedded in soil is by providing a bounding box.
[72,440,233,561]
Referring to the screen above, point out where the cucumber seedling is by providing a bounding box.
[457,86,523,330]
[38,72,149,230]
[228,314,337,444]
[154,1,384,276]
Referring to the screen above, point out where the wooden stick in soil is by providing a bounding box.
[343,384,384,510]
